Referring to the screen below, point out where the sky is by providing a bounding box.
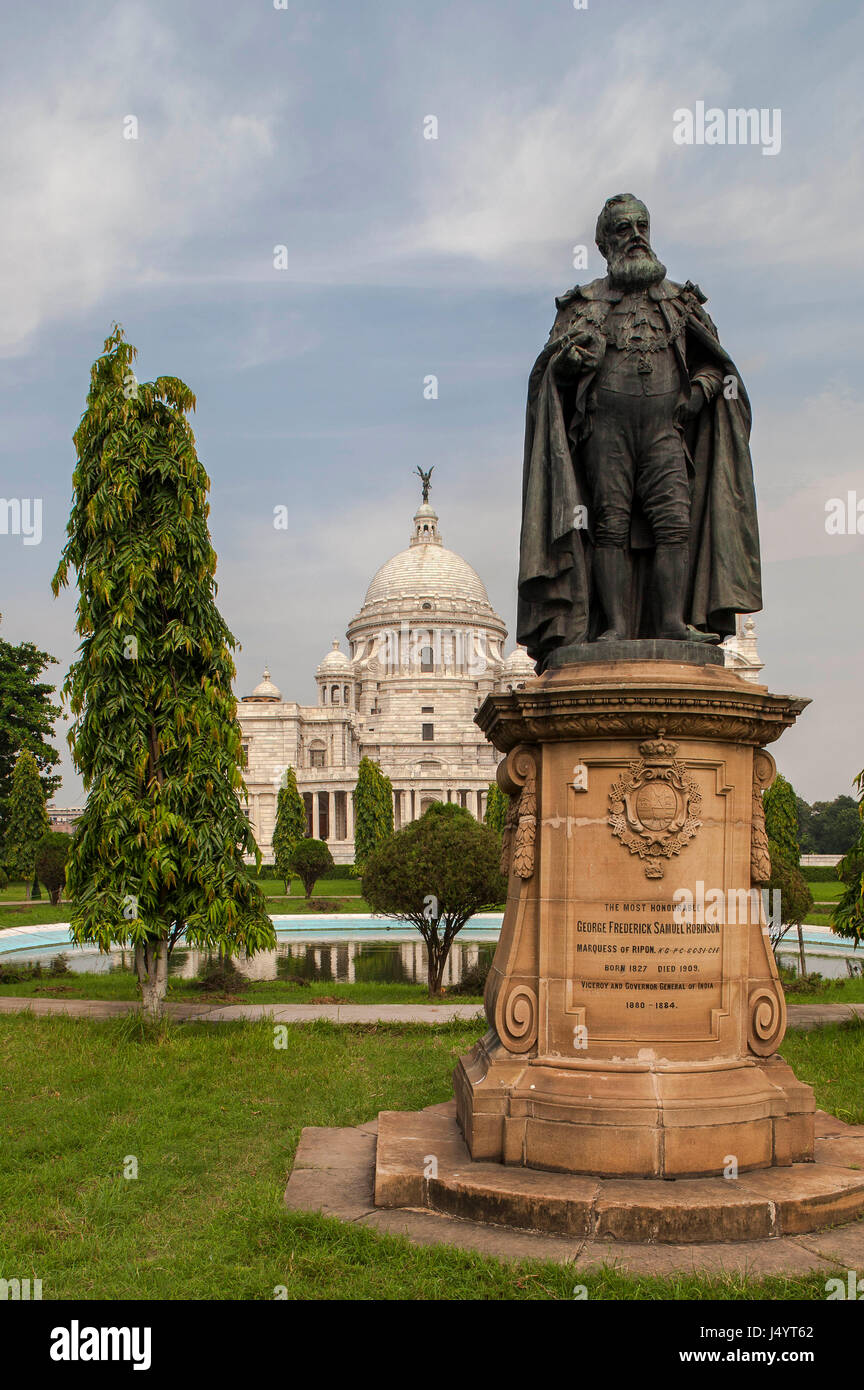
[0,0,861,805]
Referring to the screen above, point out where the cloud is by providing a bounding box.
[756,388,864,561]
[0,9,282,356]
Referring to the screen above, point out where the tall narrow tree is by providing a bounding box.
[763,774,800,866]
[3,750,50,895]
[484,780,508,834]
[353,756,393,872]
[0,623,61,839]
[273,766,307,892]
[52,326,275,1018]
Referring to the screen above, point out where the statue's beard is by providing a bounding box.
[607,248,667,289]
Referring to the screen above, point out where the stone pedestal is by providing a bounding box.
[453,658,815,1180]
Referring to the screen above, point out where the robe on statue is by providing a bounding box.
[516,276,762,668]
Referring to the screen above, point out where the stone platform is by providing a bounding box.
[373,1102,864,1244]
[285,1104,864,1275]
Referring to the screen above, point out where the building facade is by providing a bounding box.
[238,490,535,862]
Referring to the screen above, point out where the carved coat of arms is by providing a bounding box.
[608,731,701,879]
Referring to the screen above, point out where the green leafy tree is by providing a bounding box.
[35,831,71,904]
[0,625,61,838]
[353,756,393,871]
[3,750,50,894]
[832,768,864,946]
[52,325,275,1019]
[807,795,861,855]
[273,767,307,892]
[484,781,508,834]
[766,834,813,961]
[288,838,334,899]
[362,802,506,997]
[764,778,806,974]
[795,796,815,854]
[764,774,800,866]
[833,839,864,945]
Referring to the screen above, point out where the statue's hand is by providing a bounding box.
[556,344,589,377]
[677,382,706,421]
[555,332,603,377]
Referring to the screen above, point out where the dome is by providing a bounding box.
[502,645,536,676]
[362,500,492,608]
[363,544,491,608]
[316,639,352,673]
[245,666,281,702]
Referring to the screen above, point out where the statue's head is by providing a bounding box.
[595,194,666,290]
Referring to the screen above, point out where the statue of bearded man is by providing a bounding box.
[516,193,762,670]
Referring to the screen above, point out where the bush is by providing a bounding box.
[363,802,506,997]
[448,956,492,997]
[248,861,356,881]
[288,839,335,899]
[0,961,34,983]
[196,956,248,995]
[0,955,69,983]
[0,866,7,890]
[800,865,841,883]
[778,964,830,997]
[35,831,71,904]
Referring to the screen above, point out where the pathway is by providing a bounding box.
[0,997,862,1027]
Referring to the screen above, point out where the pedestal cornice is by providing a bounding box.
[475,661,809,753]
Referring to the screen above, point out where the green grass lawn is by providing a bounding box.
[0,897,373,932]
[0,970,484,1007]
[805,880,844,926]
[251,876,365,899]
[0,876,371,930]
[266,896,372,914]
[0,1013,837,1302]
[0,903,72,928]
[809,882,843,902]
[779,1018,864,1124]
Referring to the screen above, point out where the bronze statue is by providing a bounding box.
[517,194,761,670]
[415,465,434,504]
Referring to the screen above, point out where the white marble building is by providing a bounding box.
[238,486,763,863]
[238,490,535,862]
[721,613,765,683]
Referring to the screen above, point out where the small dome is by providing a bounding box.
[316,639,352,674]
[502,645,536,676]
[245,666,282,701]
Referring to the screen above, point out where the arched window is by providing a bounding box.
[420,645,434,672]
[309,742,326,769]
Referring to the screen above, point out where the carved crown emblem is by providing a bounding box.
[608,729,702,879]
[638,733,679,760]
